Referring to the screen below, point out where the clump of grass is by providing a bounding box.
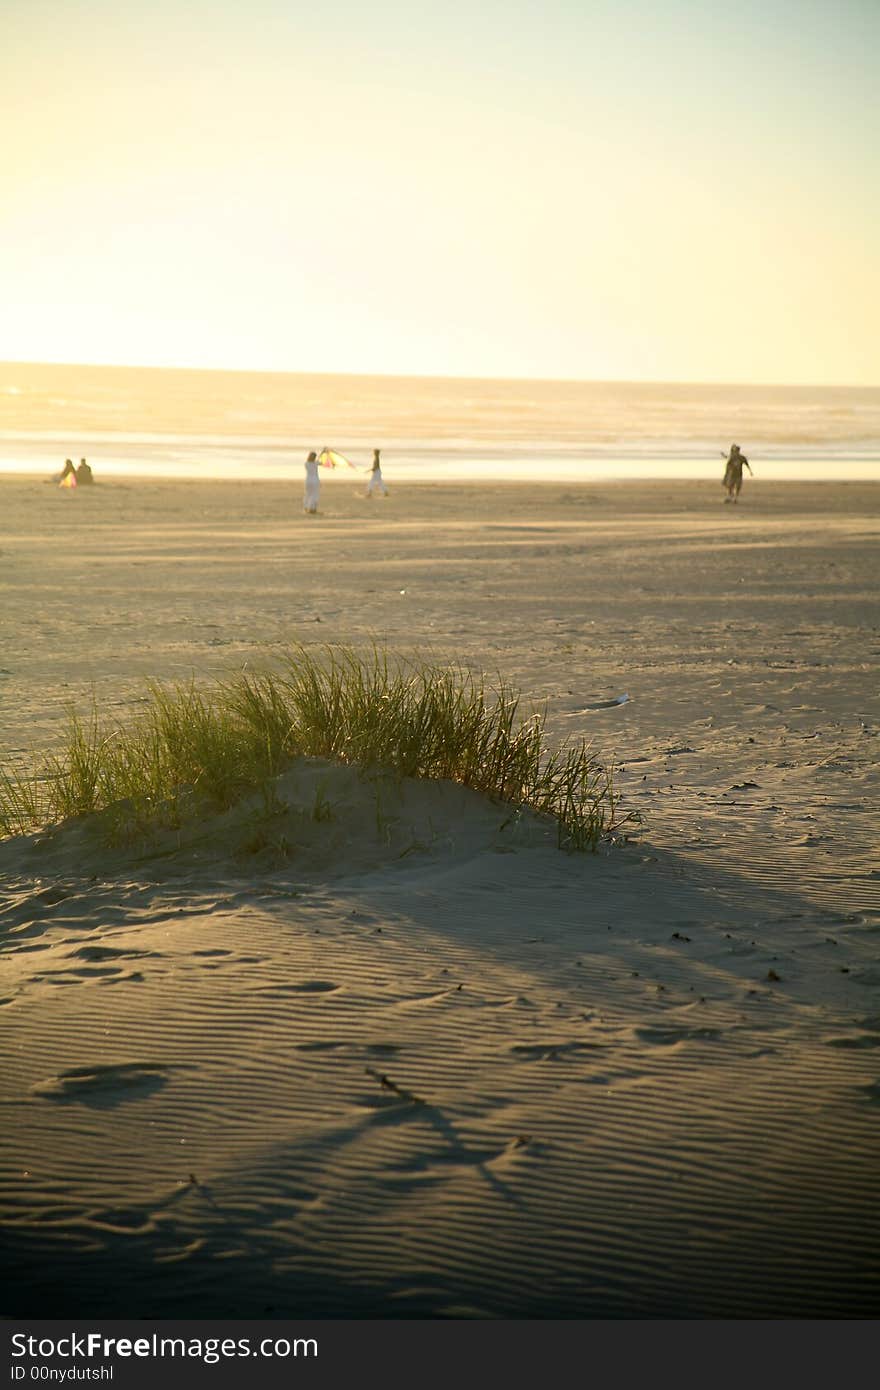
[0,646,623,851]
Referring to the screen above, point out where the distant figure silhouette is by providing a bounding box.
[303,450,320,514]
[366,448,387,498]
[58,459,77,489]
[722,443,752,503]
[76,458,93,486]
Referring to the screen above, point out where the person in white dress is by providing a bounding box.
[303,450,320,513]
[365,448,387,498]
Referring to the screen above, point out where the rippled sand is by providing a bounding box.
[1,475,879,1316]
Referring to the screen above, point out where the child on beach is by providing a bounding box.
[365,449,387,498]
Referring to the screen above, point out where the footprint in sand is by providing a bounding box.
[37,965,124,981]
[511,1041,604,1061]
[1,886,74,924]
[635,1025,723,1045]
[294,1038,400,1056]
[396,988,454,1007]
[257,980,340,995]
[31,1062,170,1106]
[68,945,160,962]
[34,886,74,907]
[580,693,631,711]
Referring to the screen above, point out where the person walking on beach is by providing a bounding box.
[365,448,388,498]
[722,443,752,503]
[303,450,321,514]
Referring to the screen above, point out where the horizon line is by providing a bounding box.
[1,359,877,393]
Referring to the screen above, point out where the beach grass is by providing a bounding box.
[0,646,619,851]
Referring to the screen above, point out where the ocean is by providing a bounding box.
[1,362,878,482]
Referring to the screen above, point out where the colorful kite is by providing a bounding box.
[317,448,367,471]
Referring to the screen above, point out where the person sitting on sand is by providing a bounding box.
[58,458,77,488]
[365,448,388,498]
[76,458,93,486]
[722,443,752,503]
[303,450,320,514]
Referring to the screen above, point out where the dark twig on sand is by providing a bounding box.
[365,1066,426,1106]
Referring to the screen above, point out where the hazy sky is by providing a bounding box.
[2,0,877,383]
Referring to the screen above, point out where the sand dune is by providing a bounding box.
[1,477,879,1316]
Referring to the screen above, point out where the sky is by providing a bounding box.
[1,0,878,384]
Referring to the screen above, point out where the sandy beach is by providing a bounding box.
[1,474,879,1317]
